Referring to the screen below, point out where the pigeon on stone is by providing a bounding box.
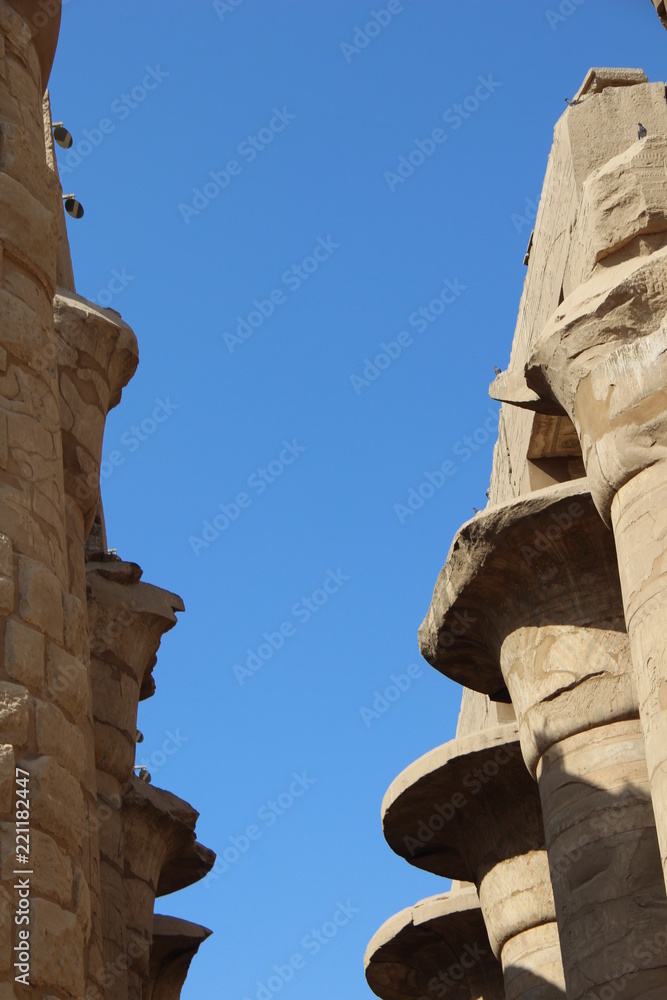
[638,122,647,139]
[494,365,502,376]
[472,507,480,515]
[565,97,582,107]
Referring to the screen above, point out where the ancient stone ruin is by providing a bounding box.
[366,33,667,1000]
[0,3,213,998]
[4,2,667,999]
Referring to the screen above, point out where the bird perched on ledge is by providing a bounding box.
[565,97,582,106]
[494,365,502,376]
[638,122,647,139]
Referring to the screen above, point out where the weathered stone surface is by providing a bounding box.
[0,886,10,973]
[0,680,29,745]
[0,823,72,906]
[566,135,667,280]
[3,617,44,687]
[18,555,63,642]
[5,2,62,91]
[382,725,565,997]
[0,8,212,999]
[0,573,13,615]
[365,889,504,1000]
[35,698,86,779]
[30,897,85,998]
[28,754,85,854]
[516,65,667,894]
[73,865,92,944]
[0,745,14,813]
[54,292,138,531]
[45,641,89,723]
[62,591,87,658]
[417,477,667,998]
[146,915,212,1000]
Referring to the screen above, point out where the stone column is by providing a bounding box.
[122,780,215,1000]
[524,134,667,889]
[145,915,212,1000]
[53,284,139,998]
[419,481,667,1000]
[0,2,94,996]
[85,556,189,1000]
[366,887,505,1000]
[381,725,565,1000]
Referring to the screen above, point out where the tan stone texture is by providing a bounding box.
[3,617,43,687]
[369,53,667,1000]
[0,679,29,745]
[0,745,13,813]
[365,889,504,1000]
[17,556,63,642]
[146,915,212,1000]
[0,5,213,997]
[382,726,565,997]
[30,897,85,998]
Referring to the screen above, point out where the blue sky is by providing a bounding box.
[48,3,667,997]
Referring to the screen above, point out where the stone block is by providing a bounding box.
[0,530,12,577]
[18,557,63,643]
[0,744,14,814]
[72,867,91,944]
[0,577,14,615]
[0,885,10,972]
[45,643,89,723]
[28,756,85,856]
[30,898,85,999]
[0,680,29,745]
[35,700,86,781]
[4,617,44,688]
[62,592,86,659]
[0,824,72,908]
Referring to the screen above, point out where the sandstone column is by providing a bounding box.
[122,780,214,1000]
[85,555,214,1000]
[145,915,212,1000]
[366,887,505,1000]
[52,274,139,999]
[0,2,94,995]
[524,134,667,889]
[419,481,667,999]
[381,725,565,1000]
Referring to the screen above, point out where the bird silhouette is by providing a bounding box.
[493,365,502,376]
[565,97,582,107]
[638,122,647,139]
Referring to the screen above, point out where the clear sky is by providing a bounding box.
[48,3,667,997]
